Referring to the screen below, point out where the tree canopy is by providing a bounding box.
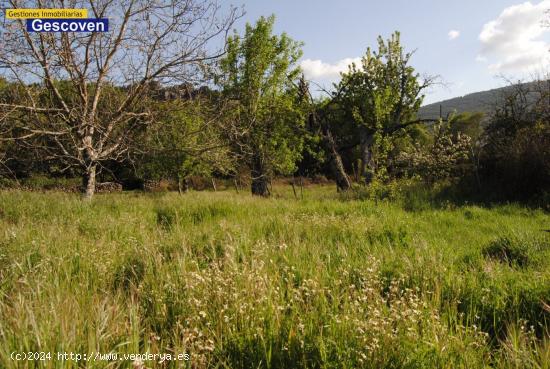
[219,15,305,196]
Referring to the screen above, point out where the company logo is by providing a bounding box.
[27,18,108,32]
[5,8,108,33]
[6,8,88,19]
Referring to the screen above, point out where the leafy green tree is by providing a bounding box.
[136,95,233,193]
[219,15,305,196]
[335,32,436,183]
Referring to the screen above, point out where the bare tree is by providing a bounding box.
[0,0,240,199]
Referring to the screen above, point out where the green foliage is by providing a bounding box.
[366,225,409,248]
[295,77,328,177]
[482,234,549,268]
[137,97,232,182]
[19,176,81,191]
[219,15,306,183]
[0,188,549,368]
[480,80,550,200]
[155,207,178,230]
[335,32,427,180]
[112,255,147,292]
[396,121,473,183]
[340,32,424,129]
[449,112,484,142]
[155,202,233,232]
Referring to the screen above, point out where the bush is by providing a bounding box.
[143,179,175,192]
[396,124,473,184]
[479,80,550,201]
[20,176,81,192]
[482,235,549,268]
[0,177,18,189]
[401,184,434,212]
[339,179,402,203]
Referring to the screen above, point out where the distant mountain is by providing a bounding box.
[418,81,542,119]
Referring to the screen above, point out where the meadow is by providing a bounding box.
[0,186,549,368]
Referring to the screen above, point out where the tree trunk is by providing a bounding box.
[333,160,351,191]
[183,178,189,192]
[324,127,351,191]
[82,164,97,200]
[177,175,184,195]
[251,154,270,197]
[310,111,350,192]
[359,128,375,184]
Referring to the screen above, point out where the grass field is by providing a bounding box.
[0,186,549,368]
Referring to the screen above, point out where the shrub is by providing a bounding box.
[479,80,550,201]
[401,185,433,212]
[482,235,549,268]
[396,125,472,184]
[143,179,175,192]
[21,176,81,192]
[339,180,402,203]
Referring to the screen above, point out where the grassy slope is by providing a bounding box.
[0,187,548,368]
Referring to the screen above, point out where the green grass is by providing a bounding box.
[0,186,549,368]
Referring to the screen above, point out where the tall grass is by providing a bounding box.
[0,187,548,368]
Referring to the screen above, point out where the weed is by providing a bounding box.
[0,188,548,368]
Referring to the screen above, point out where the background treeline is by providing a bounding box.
[0,14,548,205]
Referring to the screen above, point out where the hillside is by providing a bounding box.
[418,81,542,119]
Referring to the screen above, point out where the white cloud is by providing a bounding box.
[479,0,550,73]
[475,55,488,63]
[448,30,460,40]
[300,57,362,80]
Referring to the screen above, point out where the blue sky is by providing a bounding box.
[231,0,550,104]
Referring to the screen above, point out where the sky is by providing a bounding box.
[231,0,550,104]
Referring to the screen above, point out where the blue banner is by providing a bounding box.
[26,18,108,32]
